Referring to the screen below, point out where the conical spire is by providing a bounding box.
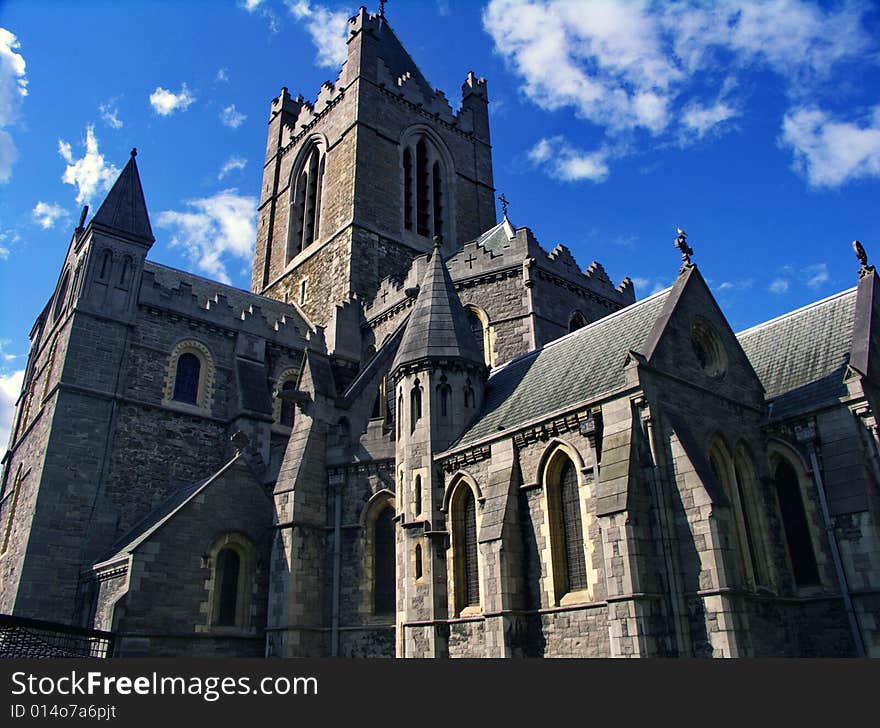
[90,148,154,244]
[391,238,484,374]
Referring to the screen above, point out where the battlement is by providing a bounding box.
[363,254,429,323]
[140,262,322,349]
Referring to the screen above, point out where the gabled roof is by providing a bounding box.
[94,456,242,566]
[472,216,516,255]
[456,287,672,447]
[391,243,484,372]
[737,288,857,420]
[90,149,154,244]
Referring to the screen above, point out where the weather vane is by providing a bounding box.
[675,227,693,270]
[498,193,510,218]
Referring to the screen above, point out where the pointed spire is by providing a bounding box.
[89,148,154,245]
[391,238,484,374]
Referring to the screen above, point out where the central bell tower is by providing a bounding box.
[251,7,496,327]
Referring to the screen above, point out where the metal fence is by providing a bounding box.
[0,614,115,658]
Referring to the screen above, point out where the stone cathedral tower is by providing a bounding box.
[251,7,496,329]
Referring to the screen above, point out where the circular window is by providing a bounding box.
[690,318,727,378]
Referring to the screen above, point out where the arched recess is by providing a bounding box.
[708,437,767,589]
[206,532,256,631]
[285,134,328,263]
[539,441,593,604]
[163,339,216,411]
[768,440,822,589]
[568,311,587,333]
[447,473,482,615]
[273,367,300,429]
[399,125,456,246]
[733,443,772,587]
[361,490,397,618]
[464,304,492,367]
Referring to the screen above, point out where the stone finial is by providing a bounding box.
[76,205,89,230]
[433,234,442,250]
[230,430,250,454]
[675,228,694,270]
[379,0,387,17]
[854,240,874,278]
[130,147,137,158]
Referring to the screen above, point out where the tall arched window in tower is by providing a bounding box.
[773,456,820,587]
[451,480,480,613]
[401,129,452,243]
[286,141,326,263]
[373,505,396,615]
[208,534,253,630]
[215,547,241,627]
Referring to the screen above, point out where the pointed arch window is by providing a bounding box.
[415,544,423,580]
[463,378,475,409]
[373,506,396,615]
[1,467,24,556]
[286,142,326,262]
[279,380,297,427]
[53,269,70,321]
[397,391,404,439]
[438,379,451,417]
[414,474,422,516]
[464,305,491,366]
[546,452,588,601]
[773,457,820,587]
[451,481,480,613]
[410,379,422,434]
[215,548,241,626]
[569,311,587,333]
[99,250,113,280]
[401,131,451,242]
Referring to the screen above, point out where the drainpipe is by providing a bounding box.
[330,479,343,657]
[796,424,866,657]
[640,402,689,657]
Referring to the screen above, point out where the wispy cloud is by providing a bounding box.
[780,105,880,187]
[156,190,258,284]
[0,28,28,184]
[58,125,119,205]
[528,136,609,182]
[241,0,266,10]
[769,278,790,294]
[0,368,24,453]
[218,156,247,180]
[99,100,123,129]
[149,83,195,116]
[802,262,830,289]
[219,104,247,129]
[482,0,874,183]
[216,68,229,83]
[32,201,70,230]
[0,227,19,260]
[287,1,350,69]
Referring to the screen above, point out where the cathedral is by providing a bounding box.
[1,8,879,658]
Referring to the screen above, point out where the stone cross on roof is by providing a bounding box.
[498,193,510,218]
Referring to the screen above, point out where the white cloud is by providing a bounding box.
[99,101,123,129]
[716,279,753,294]
[32,201,70,230]
[287,1,350,69]
[780,105,880,187]
[156,190,258,284]
[218,156,247,180]
[0,28,28,183]
[0,368,24,453]
[769,278,790,294]
[803,262,830,289]
[58,125,119,205]
[483,0,874,182]
[682,101,738,139]
[220,104,247,129]
[242,0,266,10]
[528,136,609,182]
[216,68,229,83]
[0,228,19,260]
[149,84,195,116]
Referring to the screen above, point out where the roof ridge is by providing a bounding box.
[487,285,673,379]
[737,286,857,338]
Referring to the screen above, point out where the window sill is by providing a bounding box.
[163,399,211,417]
[457,605,482,618]
[559,589,592,607]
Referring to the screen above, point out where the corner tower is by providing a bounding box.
[251,7,496,327]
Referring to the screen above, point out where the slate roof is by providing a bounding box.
[391,244,484,372]
[456,286,672,447]
[472,216,516,255]
[737,288,857,420]
[90,150,154,243]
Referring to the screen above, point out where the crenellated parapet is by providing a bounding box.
[140,262,323,349]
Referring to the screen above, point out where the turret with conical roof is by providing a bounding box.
[390,237,487,657]
[88,148,154,246]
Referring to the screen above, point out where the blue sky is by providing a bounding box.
[1,0,880,448]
